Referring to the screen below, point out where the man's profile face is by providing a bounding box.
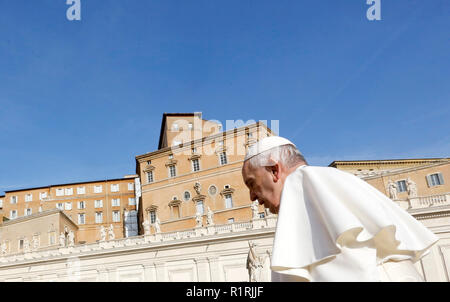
[242,161,281,214]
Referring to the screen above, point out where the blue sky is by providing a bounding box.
[0,0,449,194]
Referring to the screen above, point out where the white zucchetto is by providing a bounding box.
[244,136,298,161]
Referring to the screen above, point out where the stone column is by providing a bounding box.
[195,257,210,282]
[143,263,156,282]
[208,256,222,282]
[154,262,166,282]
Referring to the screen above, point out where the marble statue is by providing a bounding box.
[153,217,161,234]
[387,179,398,200]
[407,177,418,198]
[246,241,263,282]
[68,230,75,246]
[142,220,151,235]
[194,182,202,195]
[251,200,259,220]
[59,232,66,247]
[108,225,115,241]
[100,226,107,242]
[195,211,203,228]
[206,207,214,226]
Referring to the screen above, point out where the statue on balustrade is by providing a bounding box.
[153,217,161,234]
[251,200,259,220]
[407,177,418,198]
[59,232,66,247]
[68,230,75,247]
[108,225,115,241]
[195,211,203,228]
[100,226,107,242]
[142,219,151,235]
[387,179,398,200]
[206,207,214,226]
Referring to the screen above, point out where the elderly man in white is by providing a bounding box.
[241,136,439,282]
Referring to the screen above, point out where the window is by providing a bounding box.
[150,211,156,224]
[25,194,32,202]
[397,180,407,193]
[128,183,134,191]
[95,212,103,224]
[169,165,176,178]
[19,239,24,251]
[39,192,47,200]
[147,171,154,183]
[183,191,191,201]
[427,173,444,187]
[169,154,174,159]
[112,198,120,207]
[173,205,180,219]
[77,187,86,195]
[94,185,103,193]
[0,199,3,208]
[10,210,17,219]
[78,201,86,209]
[25,208,32,216]
[56,188,64,196]
[128,198,136,206]
[78,213,86,225]
[65,188,73,196]
[228,218,235,224]
[196,201,204,215]
[10,196,18,204]
[56,203,64,210]
[65,202,72,211]
[113,211,121,222]
[192,147,197,153]
[192,159,200,172]
[225,194,233,209]
[188,123,193,130]
[219,152,227,165]
[111,184,119,192]
[94,200,103,208]
[172,123,179,131]
[259,212,265,219]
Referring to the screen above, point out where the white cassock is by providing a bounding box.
[270,165,439,282]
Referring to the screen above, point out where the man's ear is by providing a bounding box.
[266,164,281,182]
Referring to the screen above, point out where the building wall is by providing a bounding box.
[136,120,271,234]
[364,162,450,199]
[2,178,137,244]
[330,158,450,178]
[0,210,77,254]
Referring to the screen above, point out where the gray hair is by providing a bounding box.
[245,144,307,168]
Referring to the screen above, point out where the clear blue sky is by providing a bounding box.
[1,0,449,194]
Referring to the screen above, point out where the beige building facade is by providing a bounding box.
[1,177,138,245]
[136,113,272,235]
[0,112,449,282]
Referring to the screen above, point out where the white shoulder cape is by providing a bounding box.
[271,165,439,281]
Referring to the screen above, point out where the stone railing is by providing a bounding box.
[409,193,450,209]
[395,193,450,210]
[0,215,277,263]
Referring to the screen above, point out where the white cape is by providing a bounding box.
[271,165,439,282]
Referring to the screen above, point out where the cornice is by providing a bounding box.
[135,121,272,162]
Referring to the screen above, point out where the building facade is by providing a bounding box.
[0,177,138,246]
[136,113,272,235]
[0,112,449,282]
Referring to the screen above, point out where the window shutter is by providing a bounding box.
[438,172,444,185]
[426,175,432,187]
